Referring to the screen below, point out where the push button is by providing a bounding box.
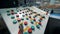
[31,26,35,30]
[13,20,17,24]
[11,16,15,19]
[24,21,28,25]
[28,28,32,33]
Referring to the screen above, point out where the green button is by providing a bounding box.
[7,11,10,13]
[7,13,10,16]
[21,18,24,20]
[36,24,40,29]
[31,26,35,30]
[24,32,28,34]
[31,21,34,24]
[26,18,29,20]
[13,20,17,24]
[11,16,15,19]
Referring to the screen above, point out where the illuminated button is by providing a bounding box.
[24,21,28,25]
[24,32,28,34]
[13,20,17,24]
[11,16,15,19]
[36,24,40,29]
[37,14,40,16]
[31,26,35,30]
[33,16,36,18]
[7,13,10,16]
[16,14,19,17]
[28,28,32,33]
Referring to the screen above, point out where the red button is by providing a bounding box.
[34,18,36,21]
[16,14,19,17]
[38,22,41,25]
[17,18,21,21]
[28,28,32,33]
[24,21,28,25]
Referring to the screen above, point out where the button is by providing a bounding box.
[31,21,34,24]
[42,16,45,18]
[17,18,21,22]
[28,28,32,33]
[11,16,15,19]
[36,24,40,29]
[7,11,10,13]
[13,20,17,24]
[22,12,24,13]
[25,14,28,16]
[11,10,14,12]
[22,15,25,17]
[26,18,29,20]
[11,12,14,15]
[31,26,35,30]
[38,22,41,25]
[7,13,10,16]
[24,32,28,34]
[24,21,28,25]
[29,16,31,18]
[33,18,36,21]
[21,18,24,20]
[16,14,19,17]
[19,13,21,14]
[39,19,41,22]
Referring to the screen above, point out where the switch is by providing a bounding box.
[11,16,15,19]
[36,24,40,29]
[16,14,19,17]
[28,28,32,33]
[13,20,17,24]
[24,21,28,25]
[31,26,35,30]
